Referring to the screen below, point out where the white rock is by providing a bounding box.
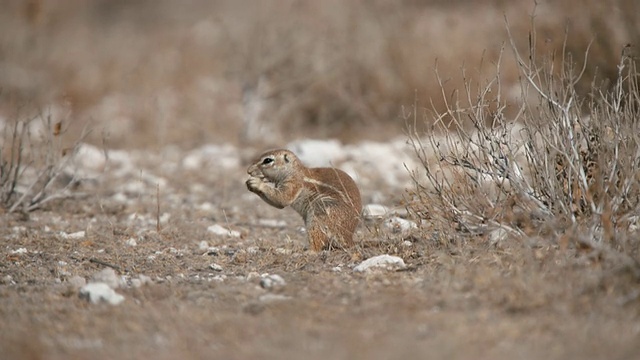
[73,143,107,172]
[10,248,28,255]
[130,275,153,288]
[384,217,418,233]
[257,219,287,228]
[91,268,123,289]
[198,202,214,211]
[104,148,134,169]
[343,139,418,187]
[79,283,125,305]
[260,274,286,289]
[138,275,153,285]
[207,224,241,237]
[111,192,129,203]
[209,263,223,271]
[60,231,86,240]
[122,182,146,195]
[211,275,226,282]
[182,144,240,170]
[198,241,210,250]
[205,246,220,255]
[362,204,389,219]
[159,213,171,224]
[125,238,137,247]
[286,139,344,167]
[354,255,406,272]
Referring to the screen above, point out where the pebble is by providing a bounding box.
[257,219,287,228]
[353,254,406,272]
[259,274,286,290]
[60,231,86,240]
[198,202,214,211]
[211,275,226,282]
[209,263,223,271]
[207,224,241,238]
[10,248,28,255]
[111,192,128,203]
[362,204,389,219]
[384,217,418,233]
[287,139,344,167]
[73,143,108,172]
[130,275,153,288]
[79,283,125,305]
[125,238,137,247]
[138,274,152,285]
[159,213,171,224]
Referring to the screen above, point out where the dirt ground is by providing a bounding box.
[1,2,640,357]
[1,145,639,360]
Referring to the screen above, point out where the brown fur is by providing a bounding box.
[246,149,362,251]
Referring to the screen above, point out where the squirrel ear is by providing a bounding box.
[284,154,290,163]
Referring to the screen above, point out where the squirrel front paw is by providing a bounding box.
[246,176,264,193]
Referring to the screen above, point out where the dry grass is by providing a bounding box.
[0,103,90,213]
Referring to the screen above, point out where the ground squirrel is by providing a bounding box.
[246,149,362,251]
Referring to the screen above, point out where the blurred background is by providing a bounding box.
[0,0,638,149]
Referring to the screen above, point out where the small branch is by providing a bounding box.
[89,258,121,272]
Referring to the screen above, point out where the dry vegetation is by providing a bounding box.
[0,0,638,146]
[1,1,640,359]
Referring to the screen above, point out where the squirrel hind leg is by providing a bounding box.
[306,223,331,251]
[307,222,354,251]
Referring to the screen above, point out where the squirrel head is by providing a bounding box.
[247,149,304,183]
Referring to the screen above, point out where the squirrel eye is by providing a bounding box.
[262,157,274,165]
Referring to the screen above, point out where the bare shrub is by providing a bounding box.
[406,22,640,255]
[0,104,88,213]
